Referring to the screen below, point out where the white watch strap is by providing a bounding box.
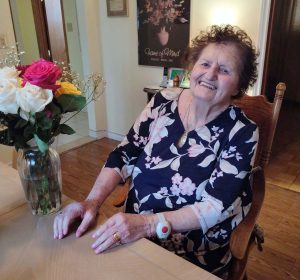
[157,212,166,223]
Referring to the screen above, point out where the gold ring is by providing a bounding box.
[113,232,121,243]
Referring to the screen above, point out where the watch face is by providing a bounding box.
[156,221,171,239]
[162,226,169,233]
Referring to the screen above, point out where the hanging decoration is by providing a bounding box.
[137,0,190,68]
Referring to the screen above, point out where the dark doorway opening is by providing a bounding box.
[263,0,300,192]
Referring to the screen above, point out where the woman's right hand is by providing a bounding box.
[53,199,100,240]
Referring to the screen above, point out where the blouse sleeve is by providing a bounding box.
[104,92,167,181]
[190,120,259,234]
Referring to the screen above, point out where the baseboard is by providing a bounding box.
[57,136,96,154]
[89,130,125,142]
[89,129,107,139]
[106,131,125,142]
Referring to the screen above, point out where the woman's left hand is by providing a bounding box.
[91,212,154,254]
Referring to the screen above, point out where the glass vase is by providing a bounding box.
[17,143,62,215]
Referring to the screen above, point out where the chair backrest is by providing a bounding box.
[229,82,286,280]
[233,82,286,169]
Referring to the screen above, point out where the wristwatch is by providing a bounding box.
[156,212,171,239]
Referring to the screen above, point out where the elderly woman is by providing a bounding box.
[53,25,259,276]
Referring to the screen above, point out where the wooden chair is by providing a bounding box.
[228,82,286,279]
[113,82,286,279]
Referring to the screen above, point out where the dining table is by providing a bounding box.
[0,161,220,280]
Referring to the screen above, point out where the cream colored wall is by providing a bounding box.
[9,0,39,64]
[0,1,39,165]
[0,0,15,165]
[190,0,262,39]
[98,1,161,136]
[76,1,107,137]
[63,0,84,79]
[96,0,269,137]
[0,0,271,149]
[0,0,16,60]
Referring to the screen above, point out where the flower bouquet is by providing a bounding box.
[0,50,104,215]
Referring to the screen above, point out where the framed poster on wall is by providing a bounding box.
[107,0,128,17]
[137,0,190,68]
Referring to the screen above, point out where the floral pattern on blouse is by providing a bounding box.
[105,90,258,275]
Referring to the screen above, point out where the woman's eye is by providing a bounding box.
[201,62,209,67]
[220,68,229,74]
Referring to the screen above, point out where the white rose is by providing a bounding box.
[0,66,19,86]
[0,80,19,114]
[16,82,53,114]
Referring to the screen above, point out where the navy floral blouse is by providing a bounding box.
[105,90,259,275]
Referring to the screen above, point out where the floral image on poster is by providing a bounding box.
[137,0,190,67]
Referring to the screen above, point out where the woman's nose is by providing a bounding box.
[205,67,218,80]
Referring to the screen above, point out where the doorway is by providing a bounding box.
[263,0,300,192]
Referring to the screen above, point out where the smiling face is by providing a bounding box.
[190,43,241,109]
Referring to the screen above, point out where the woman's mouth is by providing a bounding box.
[198,81,217,90]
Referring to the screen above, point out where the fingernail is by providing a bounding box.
[95,248,102,254]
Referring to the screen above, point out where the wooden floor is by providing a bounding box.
[246,101,300,280]
[60,138,122,219]
[60,102,300,280]
[265,101,300,192]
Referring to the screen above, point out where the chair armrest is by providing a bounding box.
[230,167,265,259]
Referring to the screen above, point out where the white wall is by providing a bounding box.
[92,0,270,137]
[190,0,262,39]
[99,1,162,136]
[76,0,107,137]
[0,0,15,165]
[0,0,16,60]
[0,0,271,158]
[63,0,84,79]
[9,0,40,64]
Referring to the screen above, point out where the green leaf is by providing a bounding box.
[35,127,54,144]
[57,94,86,113]
[15,118,28,129]
[36,114,52,130]
[59,124,75,135]
[24,125,35,140]
[34,134,48,153]
[28,112,36,125]
[47,102,61,117]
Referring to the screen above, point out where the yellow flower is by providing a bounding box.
[17,77,23,87]
[55,81,81,98]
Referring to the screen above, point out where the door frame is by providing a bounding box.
[261,0,296,97]
[31,0,51,60]
[31,0,69,64]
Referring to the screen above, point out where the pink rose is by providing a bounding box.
[22,59,62,90]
